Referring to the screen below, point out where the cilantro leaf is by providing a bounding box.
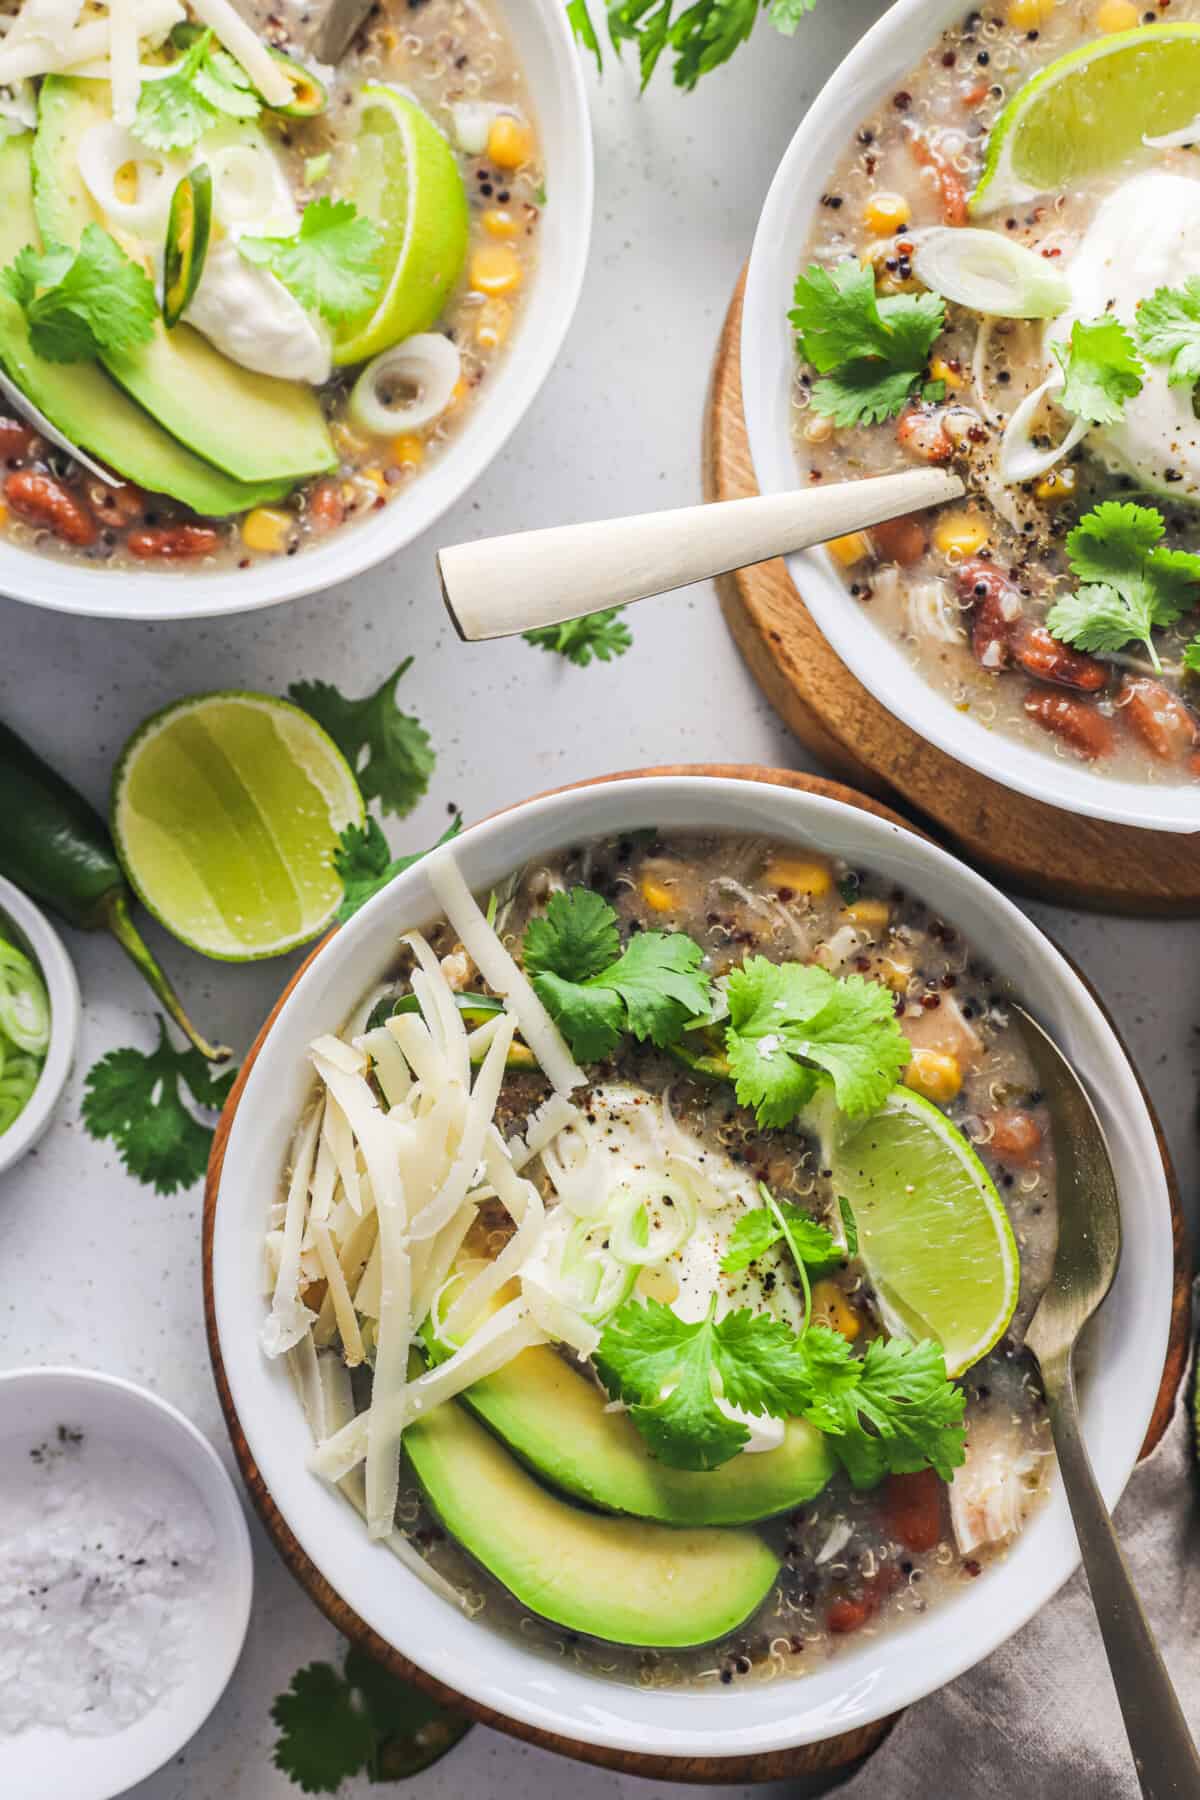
[1052,317,1143,426]
[133,29,259,150]
[1,226,156,363]
[239,198,384,323]
[721,1198,839,1275]
[81,1017,235,1194]
[1046,500,1200,670]
[1184,635,1200,675]
[816,1335,966,1486]
[288,658,434,817]
[790,262,945,427]
[724,955,909,1127]
[521,887,710,1062]
[333,815,462,922]
[566,0,603,68]
[272,1647,470,1792]
[570,0,820,91]
[522,607,632,666]
[1135,277,1200,388]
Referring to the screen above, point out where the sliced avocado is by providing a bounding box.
[0,135,292,515]
[405,1396,780,1648]
[33,79,335,486]
[460,1343,835,1525]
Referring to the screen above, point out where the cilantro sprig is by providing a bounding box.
[1052,317,1144,426]
[239,198,384,323]
[288,658,434,817]
[522,886,711,1062]
[272,1643,471,1793]
[1,226,157,363]
[1046,501,1200,672]
[133,28,259,151]
[790,261,945,427]
[724,955,910,1128]
[1135,277,1200,389]
[522,606,632,666]
[569,0,818,91]
[334,816,462,922]
[721,1183,840,1279]
[594,1296,965,1483]
[82,1017,236,1194]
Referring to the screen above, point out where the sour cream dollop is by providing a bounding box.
[183,238,332,384]
[1050,171,1200,498]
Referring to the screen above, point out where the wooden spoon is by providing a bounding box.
[437,465,963,641]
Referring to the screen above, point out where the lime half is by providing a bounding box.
[112,691,364,961]
[972,23,1200,215]
[832,1087,1019,1376]
[333,86,470,368]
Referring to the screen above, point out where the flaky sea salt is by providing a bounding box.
[0,1423,215,1737]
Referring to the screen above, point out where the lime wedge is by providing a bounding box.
[333,86,470,368]
[972,23,1200,215]
[832,1088,1019,1376]
[111,692,364,961]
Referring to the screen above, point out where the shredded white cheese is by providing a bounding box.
[186,0,292,105]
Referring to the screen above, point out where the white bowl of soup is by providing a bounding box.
[0,0,591,621]
[742,0,1200,832]
[209,773,1172,1760]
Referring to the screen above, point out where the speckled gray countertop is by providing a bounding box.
[1,4,1197,1795]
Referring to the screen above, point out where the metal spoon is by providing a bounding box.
[436,466,964,641]
[1013,1003,1199,1800]
[0,368,121,487]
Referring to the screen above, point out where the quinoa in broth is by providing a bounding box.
[793,2,1200,787]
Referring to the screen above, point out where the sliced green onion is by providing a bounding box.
[912,227,1071,319]
[0,940,49,1055]
[608,1176,697,1265]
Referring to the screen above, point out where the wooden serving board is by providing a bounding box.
[202,765,1190,1787]
[704,275,1200,914]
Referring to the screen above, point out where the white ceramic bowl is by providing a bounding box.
[741,0,1200,836]
[0,1365,253,1800]
[4,1,593,623]
[0,874,80,1178]
[211,775,1173,1761]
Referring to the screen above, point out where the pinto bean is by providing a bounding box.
[1010,621,1108,692]
[871,513,927,566]
[989,1107,1043,1167]
[1118,677,1200,762]
[1023,689,1115,760]
[956,558,1022,669]
[309,479,345,532]
[5,470,96,545]
[827,1562,902,1635]
[126,524,220,560]
[897,406,953,464]
[0,416,36,462]
[881,1469,943,1553]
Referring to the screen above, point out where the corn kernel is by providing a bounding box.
[1095,0,1137,28]
[864,191,909,235]
[482,207,520,239]
[637,1265,680,1304]
[640,877,676,914]
[933,511,989,558]
[811,1280,860,1342]
[1007,0,1054,27]
[828,531,872,568]
[447,377,468,411]
[390,434,424,470]
[929,355,963,389]
[844,898,890,933]
[764,856,833,897]
[880,954,913,994]
[240,506,293,554]
[904,1048,962,1104]
[475,298,512,351]
[1035,466,1077,504]
[358,467,388,501]
[332,420,371,460]
[486,113,533,169]
[469,243,522,296]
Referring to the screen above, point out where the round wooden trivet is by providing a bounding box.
[704,273,1200,914]
[202,765,1189,1786]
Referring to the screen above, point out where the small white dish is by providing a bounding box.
[740,0,1200,836]
[2,0,593,623]
[210,773,1173,1763]
[0,1366,253,1800]
[0,875,80,1178]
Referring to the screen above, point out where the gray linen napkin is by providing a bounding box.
[838,1342,1200,1800]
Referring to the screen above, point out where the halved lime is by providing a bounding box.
[111,692,364,961]
[972,23,1200,215]
[332,86,470,368]
[832,1087,1019,1376]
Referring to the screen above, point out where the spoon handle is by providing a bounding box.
[437,466,963,641]
[1044,1352,1200,1799]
